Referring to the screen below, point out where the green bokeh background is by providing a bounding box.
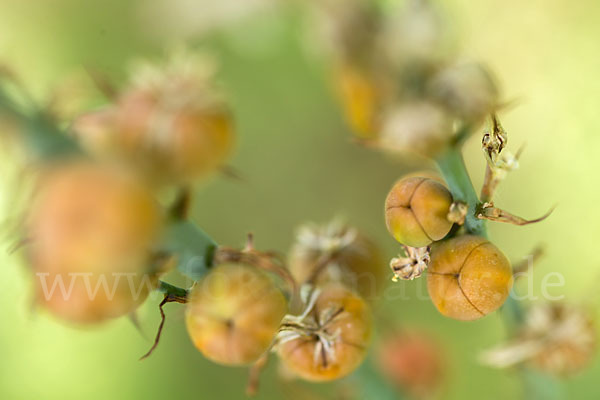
[1,0,599,399]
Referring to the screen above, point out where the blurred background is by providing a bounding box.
[1,0,599,399]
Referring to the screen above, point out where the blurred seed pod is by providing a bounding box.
[71,108,118,158]
[385,175,454,248]
[427,235,513,321]
[276,284,372,381]
[332,64,383,139]
[288,220,386,301]
[26,161,165,324]
[378,101,453,158]
[377,331,445,399]
[429,62,499,126]
[72,51,234,185]
[186,263,288,366]
[307,0,382,66]
[381,0,454,74]
[481,303,597,376]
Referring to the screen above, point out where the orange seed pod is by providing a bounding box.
[27,161,164,324]
[377,331,444,398]
[427,235,513,321]
[185,263,287,366]
[385,176,453,247]
[334,64,381,139]
[276,284,372,382]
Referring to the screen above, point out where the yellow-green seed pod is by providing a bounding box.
[385,176,453,247]
[185,263,287,366]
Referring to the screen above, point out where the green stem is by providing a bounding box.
[157,281,189,299]
[435,146,487,238]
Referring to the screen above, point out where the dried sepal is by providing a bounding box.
[480,303,596,376]
[480,114,521,202]
[215,233,300,311]
[390,245,430,281]
[447,201,468,225]
[288,220,385,300]
[477,202,554,226]
[274,284,371,382]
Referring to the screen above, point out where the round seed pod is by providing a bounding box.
[276,284,372,382]
[379,102,453,158]
[288,222,386,300]
[427,235,512,321]
[385,176,454,247]
[70,108,119,160]
[114,88,233,183]
[71,53,234,185]
[429,62,499,126]
[185,263,287,366]
[27,161,164,324]
[377,331,444,398]
[333,64,381,139]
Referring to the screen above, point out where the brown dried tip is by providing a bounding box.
[140,293,188,360]
[477,203,555,226]
[214,235,300,311]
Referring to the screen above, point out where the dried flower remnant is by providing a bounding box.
[390,245,430,281]
[480,303,596,376]
[72,50,234,185]
[447,201,468,225]
[288,220,385,299]
[275,284,372,382]
[478,115,554,225]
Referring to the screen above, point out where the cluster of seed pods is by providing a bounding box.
[3,0,593,397]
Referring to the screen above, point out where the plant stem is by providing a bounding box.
[157,280,189,300]
[435,147,487,238]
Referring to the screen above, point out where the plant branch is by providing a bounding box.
[435,146,487,238]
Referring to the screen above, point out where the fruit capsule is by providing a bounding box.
[379,102,453,158]
[27,162,164,324]
[429,62,498,125]
[114,88,233,183]
[185,263,287,366]
[427,235,512,321]
[334,64,382,139]
[377,331,444,398]
[288,222,386,300]
[276,284,372,382]
[385,176,453,247]
[71,53,234,184]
